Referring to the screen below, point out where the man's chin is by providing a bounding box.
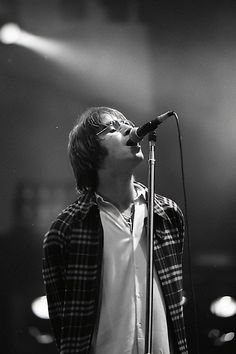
[134,151,145,164]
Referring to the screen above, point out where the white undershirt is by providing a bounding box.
[95,185,171,354]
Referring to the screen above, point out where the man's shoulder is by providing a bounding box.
[154,194,184,235]
[154,194,181,212]
[134,181,182,214]
[45,190,97,238]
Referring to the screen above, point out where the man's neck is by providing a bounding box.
[96,172,136,212]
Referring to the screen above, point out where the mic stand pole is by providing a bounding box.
[144,130,157,354]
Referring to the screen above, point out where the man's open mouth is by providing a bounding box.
[126,141,141,147]
[126,140,137,146]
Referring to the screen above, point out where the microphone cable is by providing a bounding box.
[172,111,200,354]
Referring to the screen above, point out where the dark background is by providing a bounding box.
[0,1,235,353]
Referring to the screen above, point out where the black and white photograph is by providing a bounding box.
[0,1,235,353]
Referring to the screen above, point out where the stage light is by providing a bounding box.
[29,327,53,344]
[208,328,221,339]
[0,22,21,44]
[12,31,63,57]
[31,296,49,319]
[210,296,236,317]
[221,332,235,343]
[208,329,235,346]
[0,21,63,60]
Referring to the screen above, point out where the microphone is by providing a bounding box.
[126,111,174,145]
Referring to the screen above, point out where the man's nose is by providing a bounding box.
[120,124,133,136]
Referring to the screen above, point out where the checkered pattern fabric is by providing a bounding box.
[43,184,188,353]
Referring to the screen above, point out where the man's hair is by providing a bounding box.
[68,106,127,192]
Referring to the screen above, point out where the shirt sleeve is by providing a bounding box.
[42,224,67,350]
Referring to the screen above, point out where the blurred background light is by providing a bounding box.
[208,329,235,347]
[12,31,63,57]
[210,296,236,318]
[29,327,53,344]
[31,296,49,320]
[208,329,221,339]
[221,332,235,343]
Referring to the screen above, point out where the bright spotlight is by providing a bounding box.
[208,329,235,346]
[210,296,236,317]
[221,332,235,343]
[0,22,63,59]
[31,296,49,319]
[0,22,21,44]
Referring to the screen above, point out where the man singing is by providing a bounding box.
[43,107,188,354]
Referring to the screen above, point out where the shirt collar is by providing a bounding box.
[75,183,169,221]
[95,181,146,207]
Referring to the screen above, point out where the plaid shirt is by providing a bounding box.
[43,183,188,354]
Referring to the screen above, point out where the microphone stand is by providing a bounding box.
[144,130,157,354]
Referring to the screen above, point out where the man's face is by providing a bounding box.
[97,113,144,172]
